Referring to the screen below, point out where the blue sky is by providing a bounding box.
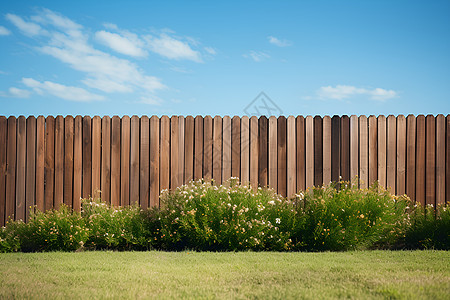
[0,0,449,117]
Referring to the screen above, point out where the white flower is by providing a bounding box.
[275,218,281,224]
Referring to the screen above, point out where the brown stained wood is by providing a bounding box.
[222,116,232,182]
[82,116,92,199]
[139,116,149,207]
[359,116,368,188]
[377,116,386,188]
[340,115,350,182]
[110,116,121,206]
[368,116,377,186]
[178,116,185,186]
[296,116,305,191]
[160,116,170,192]
[194,116,203,180]
[277,116,287,197]
[0,117,7,226]
[213,116,223,185]
[44,116,54,211]
[396,115,406,196]
[15,116,26,221]
[425,115,435,206]
[170,116,180,189]
[386,115,396,193]
[349,115,358,182]
[6,117,16,221]
[121,116,131,206]
[435,114,445,206]
[231,116,241,179]
[54,116,64,210]
[447,115,450,204]
[415,115,426,205]
[331,116,340,184]
[149,116,160,207]
[314,116,323,187]
[25,117,36,220]
[203,116,213,181]
[406,115,416,201]
[35,116,45,212]
[258,116,268,187]
[249,116,258,189]
[101,116,111,204]
[322,116,331,186]
[73,116,82,211]
[268,116,277,190]
[64,116,74,208]
[91,116,101,199]
[240,116,250,184]
[184,116,194,183]
[287,116,296,198]
[305,116,314,188]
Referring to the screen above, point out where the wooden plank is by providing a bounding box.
[287,116,296,197]
[194,116,203,180]
[377,116,386,188]
[73,116,82,211]
[0,117,7,226]
[277,116,287,196]
[139,116,149,207]
[149,116,160,207]
[425,115,435,206]
[213,116,223,185]
[322,116,331,186]
[222,116,232,182]
[178,116,185,186]
[184,116,194,183]
[35,116,45,212]
[359,116,368,188]
[447,115,450,204]
[25,116,36,220]
[121,116,131,206]
[268,116,277,190]
[331,116,340,183]
[170,116,180,189]
[110,116,121,206]
[44,116,54,211]
[16,116,26,221]
[386,115,396,193]
[258,116,268,187]
[296,116,305,191]
[406,115,416,201]
[160,116,170,193]
[240,116,250,184]
[350,115,358,182]
[340,115,350,182]
[91,116,101,199]
[249,116,258,189]
[82,116,92,199]
[64,116,74,208]
[305,116,314,188]
[54,116,64,210]
[415,115,426,205]
[314,116,322,186]
[203,116,213,180]
[101,116,111,204]
[435,114,445,206]
[231,116,240,179]
[368,115,377,186]
[396,115,406,196]
[6,117,16,221]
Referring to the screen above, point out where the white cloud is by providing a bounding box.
[244,51,270,62]
[9,87,31,98]
[0,26,11,36]
[95,30,147,57]
[268,36,292,47]
[5,14,47,36]
[204,47,216,55]
[22,77,104,101]
[145,33,202,62]
[317,85,397,101]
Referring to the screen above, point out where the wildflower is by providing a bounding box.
[360,214,364,218]
[275,218,281,224]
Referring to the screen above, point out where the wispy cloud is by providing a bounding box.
[95,30,147,57]
[0,87,31,98]
[0,26,11,36]
[317,85,398,101]
[244,51,270,62]
[268,36,292,47]
[204,47,216,55]
[5,13,47,36]
[144,33,202,62]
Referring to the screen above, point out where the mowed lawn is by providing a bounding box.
[0,251,448,299]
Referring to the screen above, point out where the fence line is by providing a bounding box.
[0,114,448,225]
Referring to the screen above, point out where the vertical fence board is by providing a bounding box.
[139,116,148,207]
[82,116,92,199]
[91,116,101,199]
[64,116,74,208]
[396,115,406,196]
[170,116,180,189]
[416,115,426,205]
[213,116,223,185]
[305,116,314,188]
[250,116,258,189]
[231,116,240,179]
[350,115,358,182]
[121,116,130,206]
[54,116,64,210]
[368,116,377,185]
[322,116,331,186]
[101,116,111,204]
[178,116,185,186]
[331,116,340,183]
[435,114,445,206]
[314,116,323,187]
[386,115,396,193]
[73,116,82,211]
[359,116,368,188]
[6,117,16,221]
[44,116,54,211]
[25,117,36,220]
[287,116,296,197]
[203,116,213,180]
[277,116,287,197]
[268,116,277,190]
[160,116,170,193]
[222,116,232,182]
[296,116,305,191]
[15,117,26,221]
[110,116,121,206]
[184,116,194,183]
[194,116,203,180]
[240,116,250,184]
[258,116,268,187]
[340,116,350,182]
[406,115,416,201]
[377,116,386,188]
[150,116,160,207]
[36,116,45,212]
[0,117,7,226]
[425,115,435,206]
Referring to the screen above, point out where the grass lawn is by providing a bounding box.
[0,251,448,299]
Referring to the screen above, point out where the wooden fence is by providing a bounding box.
[0,114,448,225]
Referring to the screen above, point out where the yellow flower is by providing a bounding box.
[360,214,364,218]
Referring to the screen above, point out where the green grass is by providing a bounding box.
[0,251,448,299]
